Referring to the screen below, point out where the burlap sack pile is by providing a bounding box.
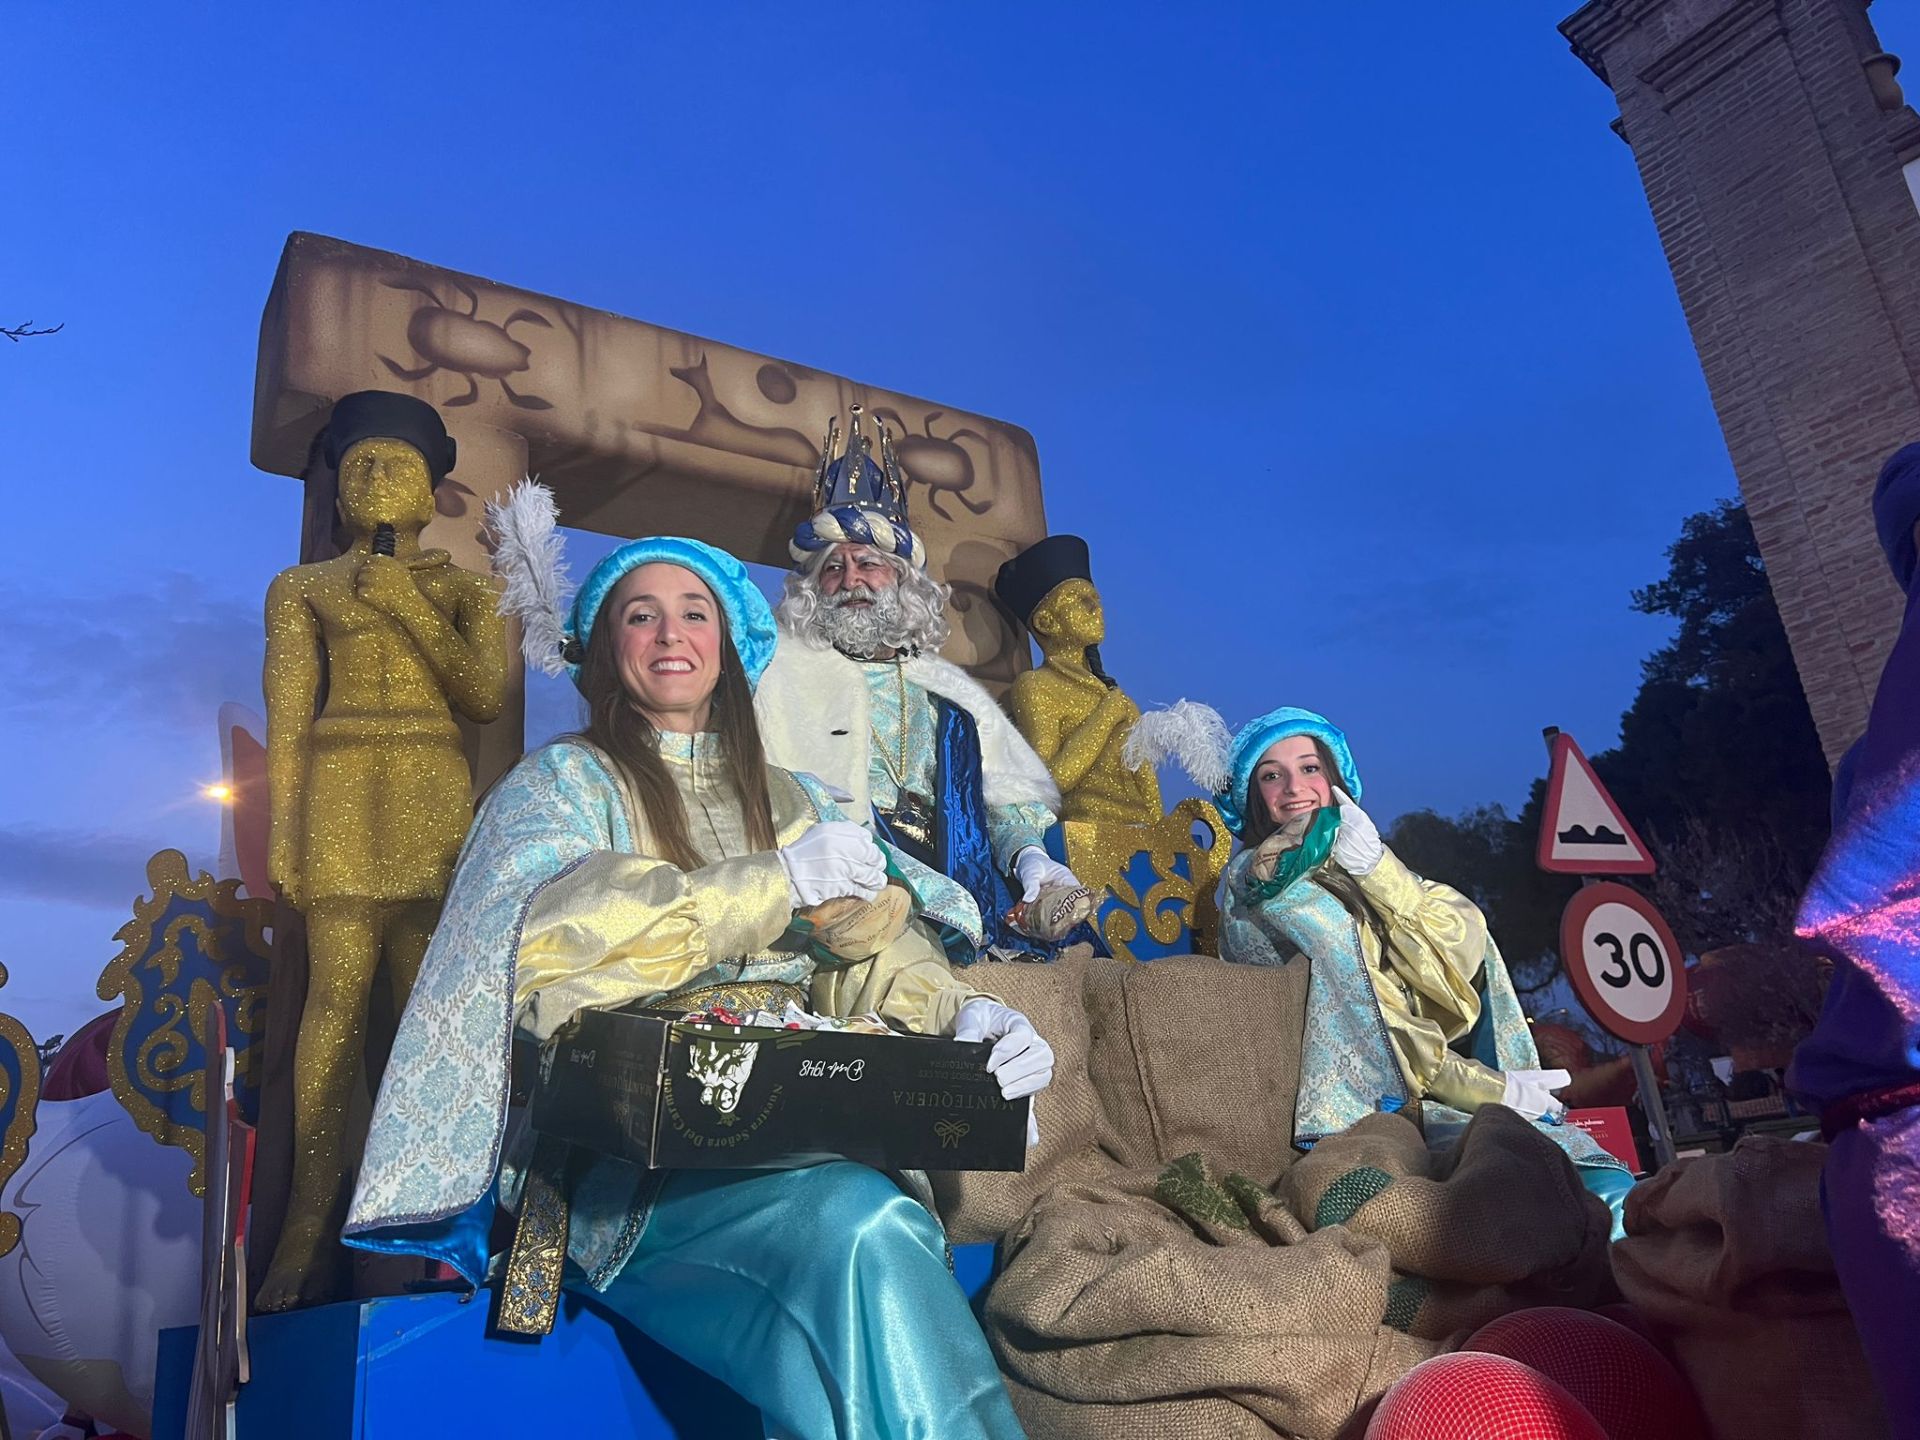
[930,945,1107,1244]
[985,1162,1433,1440]
[942,955,1612,1440]
[933,951,1308,1242]
[1084,952,1308,1183]
[1283,1107,1614,1338]
[1611,1136,1890,1440]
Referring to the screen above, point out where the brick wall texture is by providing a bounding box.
[1561,0,1915,763]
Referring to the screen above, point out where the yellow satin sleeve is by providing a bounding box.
[515,850,793,1041]
[809,920,997,1037]
[1350,846,1507,1112]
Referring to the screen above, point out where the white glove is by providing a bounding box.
[1329,787,1384,877]
[1012,845,1080,902]
[1502,1068,1571,1122]
[954,998,1054,1106]
[777,821,886,909]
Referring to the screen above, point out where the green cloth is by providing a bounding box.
[1245,806,1342,904]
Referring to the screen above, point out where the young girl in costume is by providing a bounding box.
[344,498,1043,1440]
[1130,703,1634,1232]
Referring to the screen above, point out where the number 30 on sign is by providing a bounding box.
[1558,882,1689,1046]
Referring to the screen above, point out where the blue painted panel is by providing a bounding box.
[1094,849,1197,962]
[357,1290,757,1439]
[156,1296,361,1440]
[156,1289,761,1439]
[952,1240,995,1301]
[150,1325,198,1440]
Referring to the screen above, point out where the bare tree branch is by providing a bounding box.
[2,321,64,343]
[1646,812,1805,955]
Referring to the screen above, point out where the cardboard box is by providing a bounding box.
[531,1007,1028,1172]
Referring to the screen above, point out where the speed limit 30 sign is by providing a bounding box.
[1558,882,1689,1045]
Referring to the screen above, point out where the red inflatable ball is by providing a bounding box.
[1366,1353,1607,1440]
[1463,1306,1707,1440]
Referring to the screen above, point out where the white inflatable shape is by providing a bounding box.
[0,1090,203,1437]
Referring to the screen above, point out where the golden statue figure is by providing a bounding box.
[995,535,1161,825]
[257,391,507,1311]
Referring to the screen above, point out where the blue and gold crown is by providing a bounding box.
[790,405,927,568]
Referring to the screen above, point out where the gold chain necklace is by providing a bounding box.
[871,659,936,856]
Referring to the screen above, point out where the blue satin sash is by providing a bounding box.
[872,698,1046,963]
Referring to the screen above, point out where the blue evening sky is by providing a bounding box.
[5,4,1890,1040]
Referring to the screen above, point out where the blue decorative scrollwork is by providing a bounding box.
[96,850,271,1196]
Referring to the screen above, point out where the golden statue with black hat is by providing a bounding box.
[997,535,1229,960]
[995,534,1161,826]
[257,390,507,1311]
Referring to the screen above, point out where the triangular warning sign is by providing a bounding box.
[1536,732,1656,875]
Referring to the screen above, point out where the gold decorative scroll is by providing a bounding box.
[1063,799,1231,962]
[0,963,42,1257]
[97,851,273,1196]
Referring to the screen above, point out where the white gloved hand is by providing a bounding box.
[1502,1068,1571,1122]
[953,997,1054,1104]
[777,821,887,909]
[1012,845,1080,902]
[1329,787,1384,877]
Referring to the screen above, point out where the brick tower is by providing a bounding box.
[1560,0,1920,763]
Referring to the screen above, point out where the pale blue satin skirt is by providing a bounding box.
[575,1161,1025,1440]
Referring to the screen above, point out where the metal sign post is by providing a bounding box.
[1627,1042,1677,1171]
[1542,728,1688,1172]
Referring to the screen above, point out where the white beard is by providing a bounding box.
[818,586,909,658]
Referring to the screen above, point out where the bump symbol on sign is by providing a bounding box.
[1536,732,1656,875]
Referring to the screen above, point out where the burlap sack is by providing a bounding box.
[1083,952,1309,1185]
[1611,1136,1890,1440]
[984,1166,1437,1440]
[1284,1108,1614,1338]
[930,946,1105,1244]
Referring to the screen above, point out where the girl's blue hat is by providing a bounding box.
[567,537,778,691]
[1216,707,1361,838]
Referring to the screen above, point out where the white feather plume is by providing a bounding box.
[1123,700,1234,794]
[486,478,574,676]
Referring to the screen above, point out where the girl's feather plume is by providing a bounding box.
[1123,700,1234,795]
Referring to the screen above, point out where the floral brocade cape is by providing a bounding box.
[1220,849,1627,1177]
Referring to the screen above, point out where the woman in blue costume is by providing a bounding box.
[343,516,1044,1440]
[1133,703,1634,1234]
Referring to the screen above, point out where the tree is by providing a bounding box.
[1388,499,1829,976]
[1597,500,1830,953]
[1,320,62,342]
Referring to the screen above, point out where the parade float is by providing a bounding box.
[0,233,1891,1440]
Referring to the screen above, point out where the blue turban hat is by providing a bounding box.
[790,406,927,570]
[1215,707,1361,839]
[566,537,778,692]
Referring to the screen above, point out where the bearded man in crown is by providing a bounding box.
[755,406,1095,960]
